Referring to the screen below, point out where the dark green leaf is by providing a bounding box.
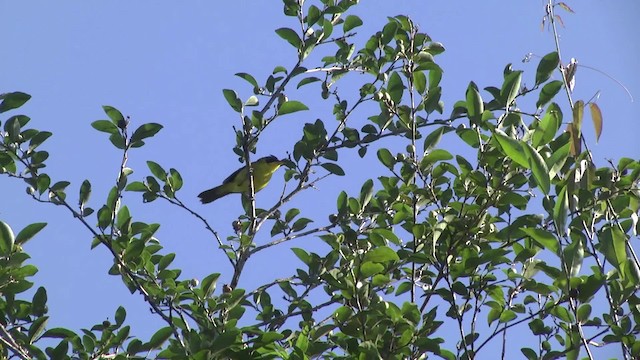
[322,163,345,176]
[532,103,562,148]
[387,72,404,103]
[377,148,395,169]
[521,228,559,254]
[535,52,559,86]
[103,105,125,124]
[222,89,243,112]
[15,222,47,245]
[500,71,523,107]
[343,15,363,32]
[275,27,302,49]
[0,92,31,113]
[234,72,259,88]
[147,161,166,181]
[466,81,483,124]
[131,123,163,143]
[79,180,92,206]
[147,327,173,349]
[536,80,563,109]
[523,143,550,194]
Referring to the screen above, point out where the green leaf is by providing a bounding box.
[387,72,404,103]
[234,72,259,88]
[523,143,550,194]
[363,246,399,263]
[577,303,591,324]
[15,223,47,246]
[521,228,559,254]
[553,186,568,236]
[91,120,119,134]
[599,226,628,279]
[360,262,384,277]
[131,123,163,143]
[380,21,398,45]
[169,168,183,191]
[115,306,126,327]
[29,131,52,151]
[147,161,166,181]
[297,77,321,89]
[275,27,301,49]
[465,81,484,124]
[79,180,92,206]
[28,316,49,343]
[536,80,563,109]
[423,127,447,152]
[32,287,48,316]
[291,218,313,232]
[359,179,373,209]
[535,52,559,85]
[97,205,112,230]
[500,70,522,107]
[222,89,242,112]
[0,92,31,113]
[322,163,345,176]
[278,100,309,115]
[493,129,528,168]
[0,221,16,255]
[147,327,173,349]
[103,105,125,124]
[377,148,395,169]
[564,237,584,278]
[413,71,427,94]
[532,103,562,148]
[343,15,363,32]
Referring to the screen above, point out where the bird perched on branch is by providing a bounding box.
[198,155,285,204]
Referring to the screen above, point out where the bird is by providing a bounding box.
[198,155,285,204]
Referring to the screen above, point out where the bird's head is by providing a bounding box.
[260,155,284,164]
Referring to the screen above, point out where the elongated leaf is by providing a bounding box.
[91,120,119,134]
[500,71,523,107]
[0,221,15,255]
[222,89,242,112]
[535,52,559,85]
[103,106,125,123]
[521,228,559,254]
[466,81,483,125]
[589,102,603,142]
[0,91,31,113]
[234,72,259,88]
[599,226,628,279]
[493,129,528,168]
[523,143,551,194]
[532,103,562,148]
[536,80,563,109]
[377,148,395,169]
[364,246,399,263]
[275,27,301,49]
[15,223,47,245]
[387,72,404,103]
[553,186,569,236]
[278,100,309,115]
[131,123,163,143]
[322,163,345,176]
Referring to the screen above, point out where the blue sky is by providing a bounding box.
[1,0,639,356]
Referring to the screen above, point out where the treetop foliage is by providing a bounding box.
[1,1,639,359]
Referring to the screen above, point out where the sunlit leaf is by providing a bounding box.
[589,102,603,142]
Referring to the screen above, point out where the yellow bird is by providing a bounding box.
[198,155,285,204]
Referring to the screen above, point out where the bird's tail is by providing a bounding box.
[198,186,226,204]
